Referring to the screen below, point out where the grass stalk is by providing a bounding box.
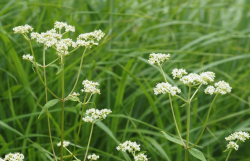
[84,123,94,161]
[60,55,65,161]
[185,86,191,161]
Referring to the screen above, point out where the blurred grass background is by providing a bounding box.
[1,0,250,160]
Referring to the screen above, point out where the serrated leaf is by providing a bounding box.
[56,66,63,75]
[38,99,60,119]
[161,131,184,146]
[188,148,207,161]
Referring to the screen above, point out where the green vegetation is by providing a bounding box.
[1,0,250,160]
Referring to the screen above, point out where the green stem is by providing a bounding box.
[225,149,232,161]
[65,48,87,100]
[43,46,57,161]
[42,58,59,68]
[188,94,219,149]
[60,56,65,161]
[168,94,186,147]
[175,95,188,103]
[28,41,62,101]
[84,123,94,161]
[65,147,80,161]
[71,95,88,161]
[159,65,167,82]
[185,86,191,161]
[190,84,202,101]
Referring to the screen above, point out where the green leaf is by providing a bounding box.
[188,148,207,161]
[38,99,60,119]
[161,131,184,146]
[56,66,63,75]
[76,102,82,115]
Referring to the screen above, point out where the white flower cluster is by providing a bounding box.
[13,24,33,34]
[82,108,112,123]
[205,81,232,95]
[180,71,215,85]
[54,21,75,32]
[57,141,70,147]
[22,54,33,61]
[154,82,181,96]
[116,140,140,153]
[73,30,105,48]
[87,154,99,160]
[134,153,148,161]
[148,53,171,65]
[81,80,100,95]
[2,152,24,161]
[225,131,250,151]
[172,68,187,79]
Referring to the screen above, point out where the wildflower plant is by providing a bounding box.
[148,53,232,161]
[13,21,108,161]
[0,152,25,161]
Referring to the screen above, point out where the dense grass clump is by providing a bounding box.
[1,0,250,160]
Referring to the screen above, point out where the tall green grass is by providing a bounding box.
[1,0,250,160]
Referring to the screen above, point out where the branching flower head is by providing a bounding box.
[204,85,215,95]
[75,30,105,48]
[22,54,33,61]
[180,73,202,85]
[13,24,33,34]
[172,68,187,79]
[81,80,100,95]
[226,141,239,150]
[4,152,24,161]
[154,82,181,96]
[134,153,148,161]
[57,141,70,147]
[82,108,112,123]
[205,81,232,95]
[225,131,249,151]
[199,71,215,85]
[87,154,99,160]
[148,53,171,66]
[116,140,140,153]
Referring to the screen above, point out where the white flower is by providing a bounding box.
[81,80,100,95]
[87,154,99,160]
[71,92,80,97]
[172,68,187,79]
[204,85,215,95]
[134,153,148,161]
[180,73,202,85]
[200,71,215,85]
[55,38,74,55]
[154,82,181,96]
[13,24,33,34]
[75,30,105,48]
[214,81,232,94]
[22,54,33,61]
[0,158,4,161]
[54,21,67,29]
[225,131,250,142]
[65,25,75,32]
[57,141,70,147]
[83,108,112,123]
[116,141,140,154]
[4,152,24,161]
[226,141,239,150]
[148,53,171,65]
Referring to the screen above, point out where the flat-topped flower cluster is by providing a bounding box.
[82,108,112,123]
[225,131,250,151]
[57,140,70,147]
[0,152,24,161]
[87,154,99,160]
[81,80,100,95]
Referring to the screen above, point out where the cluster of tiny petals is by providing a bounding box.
[227,141,239,150]
[4,152,24,161]
[75,30,105,48]
[205,81,232,95]
[180,71,215,85]
[56,38,74,55]
[83,108,112,123]
[87,154,99,160]
[116,141,140,153]
[13,24,33,34]
[148,53,171,65]
[22,54,33,61]
[154,82,181,96]
[134,153,148,161]
[172,68,187,79]
[225,131,250,142]
[54,21,67,30]
[57,141,70,147]
[199,71,215,85]
[204,86,215,95]
[81,80,100,95]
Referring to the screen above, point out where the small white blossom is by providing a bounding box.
[4,152,24,161]
[0,158,4,161]
[57,141,70,147]
[204,85,215,95]
[81,80,100,95]
[55,38,73,55]
[87,154,99,160]
[54,21,67,29]
[65,25,75,32]
[154,82,181,96]
[225,131,250,142]
[200,71,215,85]
[226,141,239,150]
[22,54,33,61]
[180,73,202,85]
[13,24,33,34]
[76,30,105,48]
[116,141,140,154]
[214,81,232,94]
[134,153,148,161]
[148,53,171,65]
[83,108,112,123]
[172,68,187,79]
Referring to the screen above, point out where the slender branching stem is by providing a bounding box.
[190,84,202,101]
[185,86,191,161]
[42,58,59,68]
[84,123,94,161]
[65,147,80,161]
[159,65,167,82]
[28,41,62,101]
[43,46,57,161]
[65,48,87,100]
[168,94,186,148]
[188,94,219,149]
[60,56,65,161]
[175,95,188,103]
[71,95,88,161]
[225,149,233,161]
